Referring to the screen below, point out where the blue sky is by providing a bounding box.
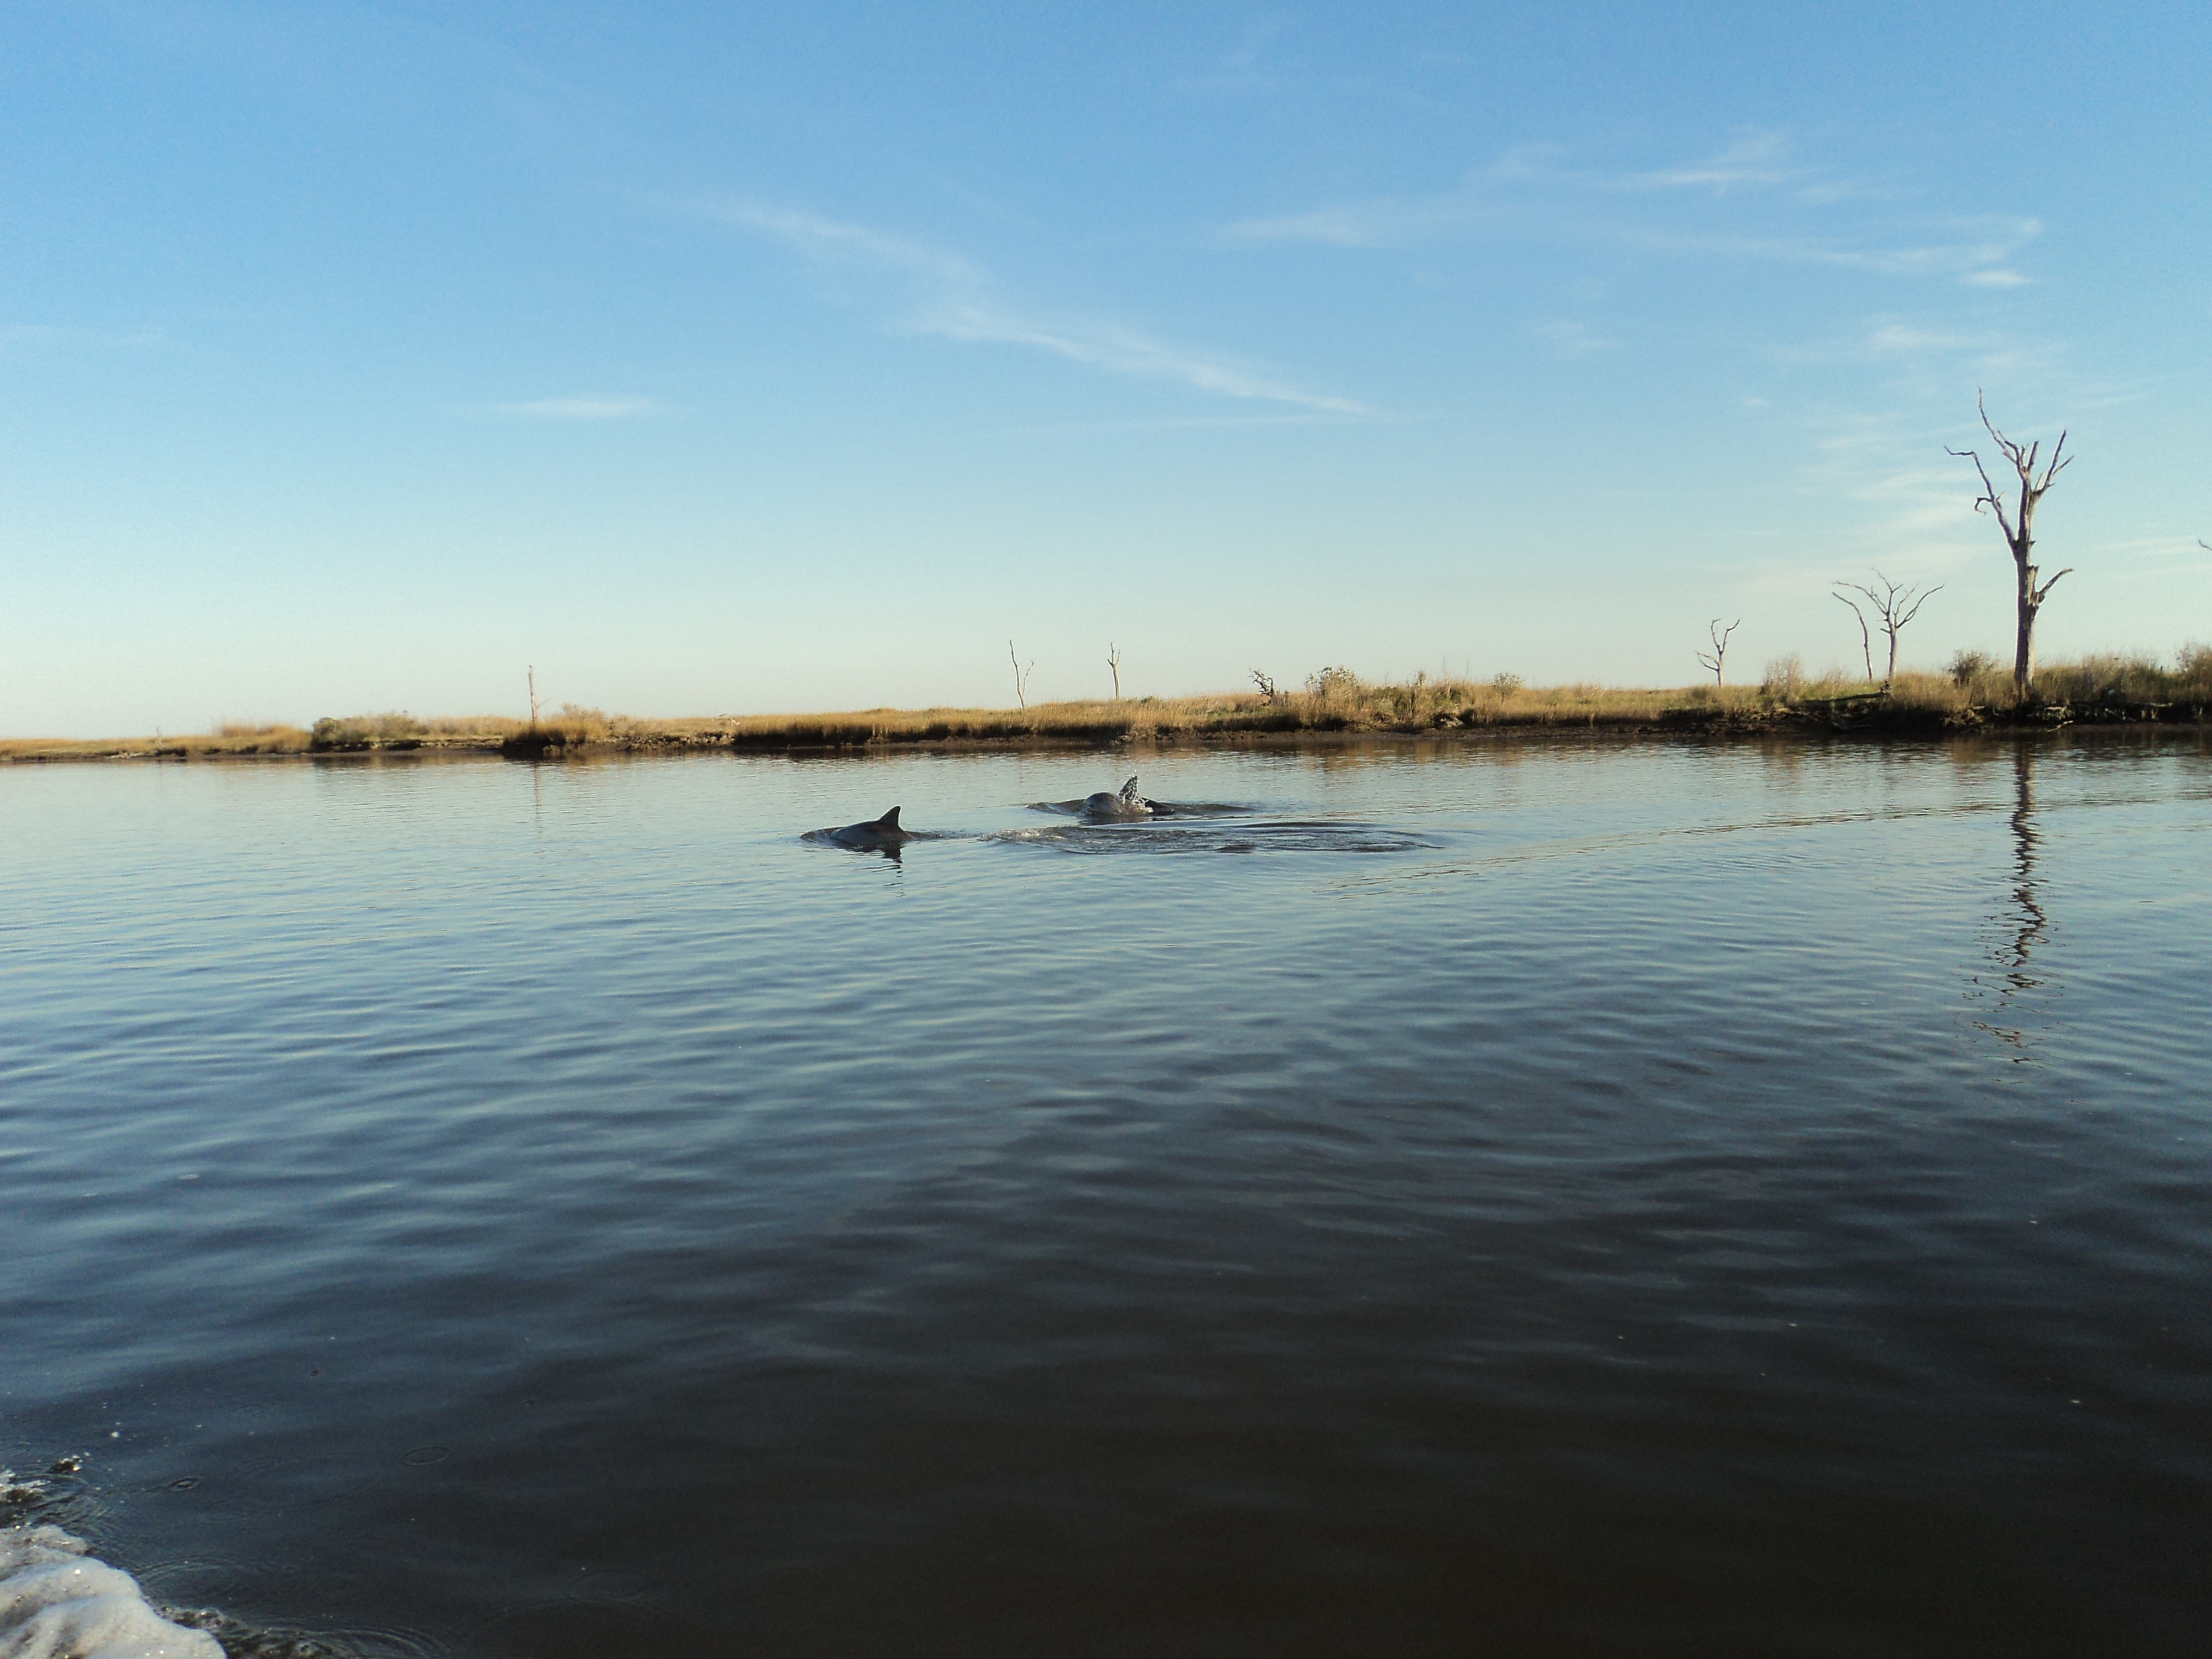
[4,1,2208,732]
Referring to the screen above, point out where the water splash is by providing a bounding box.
[1,1520,225,1659]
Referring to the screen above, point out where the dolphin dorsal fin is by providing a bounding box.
[1121,776,1140,796]
[877,806,901,828]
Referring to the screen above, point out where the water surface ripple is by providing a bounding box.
[3,737,2208,1656]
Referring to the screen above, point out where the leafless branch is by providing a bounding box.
[2033,567,2073,604]
[1893,586,1941,629]
[1946,442,2016,543]
[1251,670,1278,701]
[1832,590,1874,682]
[1009,640,1034,709]
[1694,618,1739,686]
[1840,572,1941,683]
[2041,430,2072,488]
[1107,643,1122,701]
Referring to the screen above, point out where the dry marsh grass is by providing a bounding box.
[0,722,315,761]
[6,653,2206,763]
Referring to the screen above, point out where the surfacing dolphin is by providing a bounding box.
[818,806,919,851]
[1082,776,1155,822]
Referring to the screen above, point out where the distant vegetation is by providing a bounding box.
[5,651,2208,763]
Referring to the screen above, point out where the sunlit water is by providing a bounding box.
[3,736,2208,1657]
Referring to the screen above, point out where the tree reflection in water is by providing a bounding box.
[1976,741,2049,1056]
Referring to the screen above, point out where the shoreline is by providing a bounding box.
[5,695,2204,765]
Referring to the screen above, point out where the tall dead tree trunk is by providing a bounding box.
[1948,393,2072,701]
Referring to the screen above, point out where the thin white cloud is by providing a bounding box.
[1868,324,1971,353]
[1227,201,1454,248]
[465,397,665,419]
[692,199,1365,415]
[1618,218,2039,278]
[1766,316,2064,380]
[0,322,168,352]
[1530,320,1617,358]
[1221,134,2039,286]
[706,204,980,289]
[1631,131,1801,194]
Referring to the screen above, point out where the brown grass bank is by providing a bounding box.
[6,657,2208,764]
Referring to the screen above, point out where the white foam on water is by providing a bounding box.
[0,1525,222,1659]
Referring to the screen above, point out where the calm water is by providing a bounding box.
[3,736,2208,1657]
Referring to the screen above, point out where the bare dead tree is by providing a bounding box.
[1694,618,1740,686]
[1107,643,1122,701]
[1008,641,1034,710]
[528,665,541,728]
[1948,392,2073,700]
[1832,590,1875,683]
[1250,670,1278,701]
[1837,572,1942,685]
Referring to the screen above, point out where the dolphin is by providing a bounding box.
[1081,776,1155,821]
[820,806,919,851]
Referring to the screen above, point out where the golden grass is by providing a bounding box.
[0,723,315,761]
[639,677,1724,749]
[5,654,2206,763]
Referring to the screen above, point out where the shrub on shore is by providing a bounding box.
[1761,655,1804,698]
[212,722,312,752]
[310,712,427,750]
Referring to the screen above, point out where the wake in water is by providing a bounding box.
[992,818,1434,855]
[1024,796,1251,819]
[1,1462,352,1659]
[1,1495,222,1659]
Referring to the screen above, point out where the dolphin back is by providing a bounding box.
[1082,779,1154,821]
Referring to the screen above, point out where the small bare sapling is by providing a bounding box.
[1837,572,1942,685]
[1695,619,1740,687]
[1832,590,1875,684]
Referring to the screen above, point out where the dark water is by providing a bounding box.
[3,736,2208,1657]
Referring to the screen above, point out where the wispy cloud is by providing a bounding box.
[0,322,169,353]
[1529,320,1617,358]
[690,199,1365,414]
[1222,132,2039,286]
[1617,219,2039,278]
[1765,316,2063,381]
[1867,324,1972,353]
[463,396,666,419]
[1630,131,1802,194]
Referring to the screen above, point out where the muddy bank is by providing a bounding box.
[8,694,2206,765]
